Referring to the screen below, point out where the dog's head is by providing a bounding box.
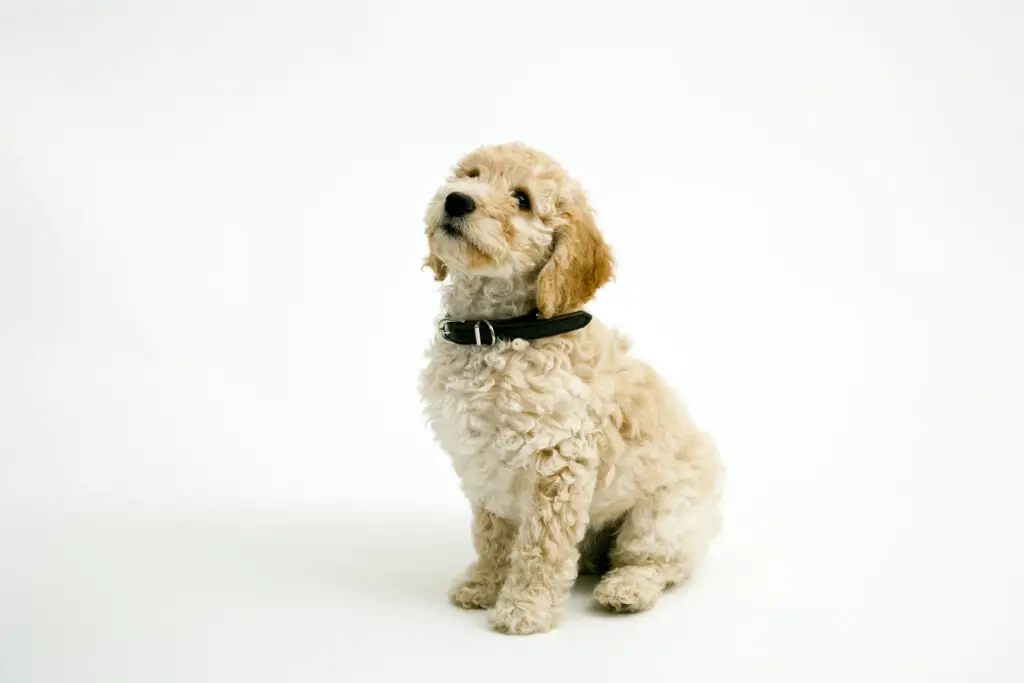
[424,142,613,317]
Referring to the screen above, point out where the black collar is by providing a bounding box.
[438,310,592,345]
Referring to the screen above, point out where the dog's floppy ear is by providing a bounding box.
[536,188,613,317]
[423,252,448,281]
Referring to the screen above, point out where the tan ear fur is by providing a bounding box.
[423,252,448,281]
[536,194,613,317]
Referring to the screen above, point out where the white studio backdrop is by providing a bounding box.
[1,2,1022,682]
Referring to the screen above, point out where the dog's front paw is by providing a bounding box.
[593,566,664,613]
[448,578,500,610]
[488,594,559,635]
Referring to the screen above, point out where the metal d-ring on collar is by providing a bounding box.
[474,319,497,346]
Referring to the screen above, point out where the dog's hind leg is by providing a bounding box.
[593,481,720,612]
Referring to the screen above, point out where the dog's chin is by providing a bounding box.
[433,242,508,278]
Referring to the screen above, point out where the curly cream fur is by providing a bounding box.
[420,143,723,634]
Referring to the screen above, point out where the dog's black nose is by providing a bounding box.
[444,192,476,218]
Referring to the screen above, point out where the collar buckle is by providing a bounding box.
[438,318,457,342]
[439,318,499,345]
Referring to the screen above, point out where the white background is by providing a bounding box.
[2,1,1022,681]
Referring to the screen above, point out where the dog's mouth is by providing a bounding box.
[440,218,463,238]
[435,218,501,267]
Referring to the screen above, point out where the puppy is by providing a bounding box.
[420,143,722,634]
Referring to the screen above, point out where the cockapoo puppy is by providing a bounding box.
[420,143,722,634]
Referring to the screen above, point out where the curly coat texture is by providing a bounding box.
[420,143,722,634]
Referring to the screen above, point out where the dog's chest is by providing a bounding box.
[446,442,533,522]
[422,341,591,520]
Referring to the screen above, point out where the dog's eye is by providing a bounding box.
[513,189,531,211]
[466,169,479,178]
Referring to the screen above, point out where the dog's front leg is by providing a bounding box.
[488,438,598,635]
[449,505,516,609]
